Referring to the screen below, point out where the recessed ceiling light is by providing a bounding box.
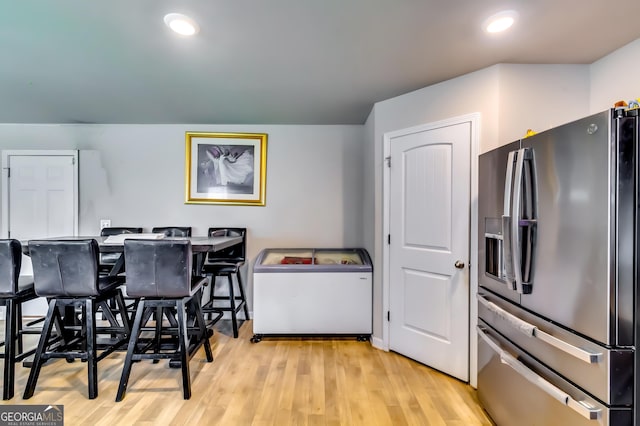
[483,10,518,33]
[164,13,200,36]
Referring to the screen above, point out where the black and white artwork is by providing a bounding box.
[197,144,255,194]
[185,132,267,206]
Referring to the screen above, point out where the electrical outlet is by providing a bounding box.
[100,219,111,230]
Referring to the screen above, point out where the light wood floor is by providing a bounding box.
[1,320,493,425]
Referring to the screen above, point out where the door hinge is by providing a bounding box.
[387,234,391,244]
[385,156,391,167]
[72,157,75,165]
[387,311,390,322]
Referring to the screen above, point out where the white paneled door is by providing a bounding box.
[388,121,470,381]
[1,150,78,316]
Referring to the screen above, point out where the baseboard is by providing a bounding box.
[371,336,386,350]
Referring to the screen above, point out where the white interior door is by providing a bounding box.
[1,150,78,316]
[387,121,470,381]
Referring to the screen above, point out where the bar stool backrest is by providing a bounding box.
[99,227,143,266]
[124,239,194,298]
[29,240,101,297]
[207,227,246,263]
[100,227,143,236]
[151,227,192,237]
[0,239,22,296]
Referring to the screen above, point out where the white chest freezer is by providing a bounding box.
[251,248,372,342]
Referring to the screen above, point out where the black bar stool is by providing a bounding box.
[99,227,143,275]
[152,226,202,279]
[201,227,249,338]
[116,239,213,402]
[151,227,192,237]
[99,227,144,317]
[0,239,40,400]
[23,239,131,400]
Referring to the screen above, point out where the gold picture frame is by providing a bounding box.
[185,132,268,205]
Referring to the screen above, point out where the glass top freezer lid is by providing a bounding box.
[314,250,363,265]
[260,249,315,265]
[255,248,371,272]
[259,249,364,265]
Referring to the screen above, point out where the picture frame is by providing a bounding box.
[185,131,268,205]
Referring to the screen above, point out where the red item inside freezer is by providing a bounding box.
[280,256,314,264]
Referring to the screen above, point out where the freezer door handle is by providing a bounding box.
[477,326,602,421]
[477,295,602,364]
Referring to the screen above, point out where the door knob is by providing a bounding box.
[454,260,465,269]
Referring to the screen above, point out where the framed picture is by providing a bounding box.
[185,132,268,205]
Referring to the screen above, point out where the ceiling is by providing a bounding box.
[2,1,640,125]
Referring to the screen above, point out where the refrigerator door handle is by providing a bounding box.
[477,295,602,364]
[510,149,526,293]
[506,148,536,294]
[477,326,602,421]
[502,151,516,289]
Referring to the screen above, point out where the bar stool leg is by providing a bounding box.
[153,307,163,364]
[3,299,17,400]
[176,299,191,400]
[16,303,23,355]
[115,291,132,336]
[207,274,217,321]
[85,299,98,399]
[191,290,213,361]
[116,299,146,402]
[23,299,59,399]
[236,270,250,320]
[227,275,239,338]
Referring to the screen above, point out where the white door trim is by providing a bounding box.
[381,113,480,387]
[1,150,79,238]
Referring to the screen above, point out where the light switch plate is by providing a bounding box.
[100,219,111,230]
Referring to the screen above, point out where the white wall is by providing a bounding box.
[0,123,365,310]
[591,38,640,113]
[374,67,500,153]
[497,64,590,150]
[362,107,376,262]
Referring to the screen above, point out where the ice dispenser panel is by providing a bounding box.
[485,218,504,280]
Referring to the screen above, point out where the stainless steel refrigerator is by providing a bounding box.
[477,108,638,425]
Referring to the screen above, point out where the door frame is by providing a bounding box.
[1,150,79,238]
[381,113,480,386]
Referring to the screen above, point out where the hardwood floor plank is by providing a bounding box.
[1,319,493,425]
